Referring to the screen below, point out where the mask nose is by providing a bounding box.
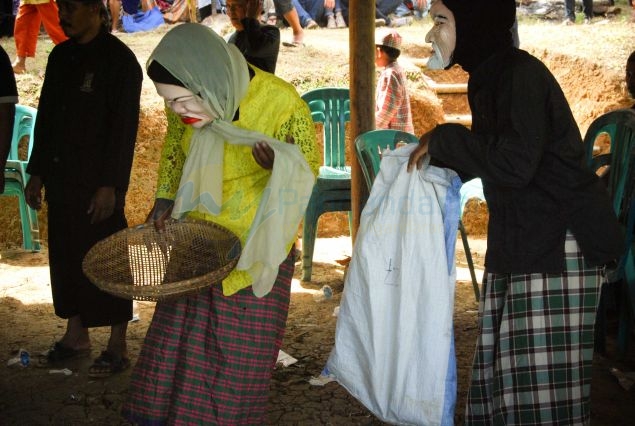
[170,103,188,114]
[425,28,434,43]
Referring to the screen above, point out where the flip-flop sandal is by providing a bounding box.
[282,41,305,48]
[88,351,130,378]
[37,342,91,366]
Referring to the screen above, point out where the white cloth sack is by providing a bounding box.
[325,144,461,425]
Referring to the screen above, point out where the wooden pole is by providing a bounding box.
[349,0,376,244]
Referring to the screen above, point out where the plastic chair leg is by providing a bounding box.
[27,204,40,252]
[16,193,33,251]
[302,200,321,282]
[14,192,40,252]
[459,220,479,301]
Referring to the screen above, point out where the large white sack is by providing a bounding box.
[326,145,461,425]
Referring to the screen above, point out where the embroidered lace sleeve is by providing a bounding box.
[155,107,189,199]
[274,97,321,177]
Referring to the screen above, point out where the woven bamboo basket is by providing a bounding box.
[82,219,241,301]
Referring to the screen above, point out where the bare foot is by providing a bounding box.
[292,29,304,45]
[58,336,91,351]
[282,29,306,48]
[11,60,26,74]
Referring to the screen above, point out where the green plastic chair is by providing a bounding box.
[354,129,418,193]
[301,87,352,281]
[583,108,635,356]
[2,104,40,251]
[354,129,481,301]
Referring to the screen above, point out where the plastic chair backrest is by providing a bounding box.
[584,109,635,282]
[9,104,37,164]
[301,87,350,171]
[583,109,635,222]
[2,104,40,251]
[354,129,419,191]
[583,109,635,354]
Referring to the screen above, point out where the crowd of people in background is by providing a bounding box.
[3,0,635,44]
[0,0,428,36]
[0,0,428,57]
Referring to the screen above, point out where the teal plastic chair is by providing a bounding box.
[301,87,352,281]
[354,129,481,301]
[583,108,635,356]
[354,129,418,194]
[2,104,40,251]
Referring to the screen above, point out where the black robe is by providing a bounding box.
[27,30,142,326]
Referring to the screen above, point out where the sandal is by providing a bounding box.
[37,342,91,366]
[88,351,130,378]
[282,41,305,48]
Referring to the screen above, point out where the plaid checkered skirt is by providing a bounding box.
[466,232,604,425]
[122,251,294,425]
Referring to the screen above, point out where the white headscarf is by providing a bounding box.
[148,24,315,297]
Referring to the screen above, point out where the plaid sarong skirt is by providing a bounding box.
[122,251,295,425]
[466,232,604,425]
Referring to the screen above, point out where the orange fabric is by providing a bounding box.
[14,1,68,58]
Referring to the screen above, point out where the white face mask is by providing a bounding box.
[154,83,216,128]
[425,0,456,69]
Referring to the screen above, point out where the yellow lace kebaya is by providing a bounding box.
[155,65,319,296]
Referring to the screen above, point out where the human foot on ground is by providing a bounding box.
[88,351,130,378]
[105,338,128,361]
[57,334,91,351]
[37,341,92,366]
[305,19,319,29]
[87,328,129,377]
[57,330,91,351]
[282,31,305,47]
[11,58,26,74]
[335,11,347,28]
[293,28,304,43]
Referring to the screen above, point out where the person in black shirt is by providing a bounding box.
[25,0,142,378]
[409,1,623,423]
[226,0,280,74]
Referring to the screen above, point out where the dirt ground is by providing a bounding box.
[1,7,635,425]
